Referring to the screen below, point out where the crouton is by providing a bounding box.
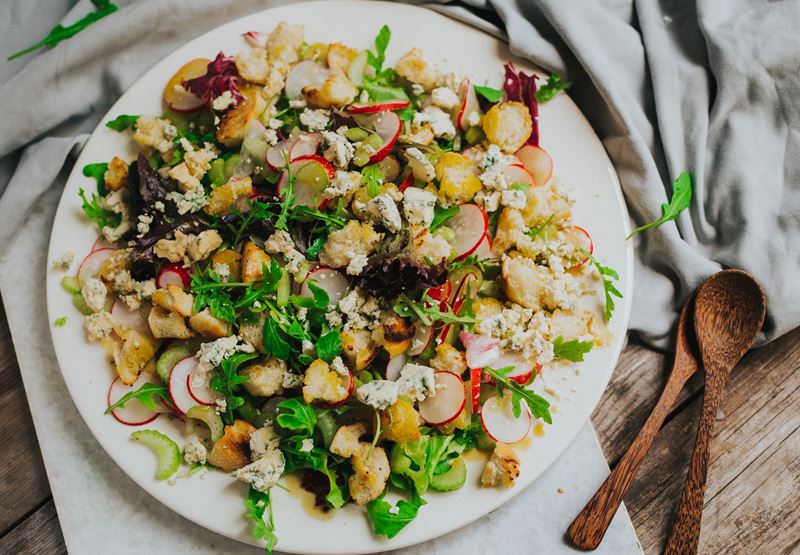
[205,176,254,216]
[380,314,414,357]
[241,357,286,397]
[151,284,194,317]
[482,101,533,153]
[435,152,482,204]
[401,123,435,146]
[211,249,242,281]
[154,230,222,266]
[329,422,368,458]
[349,445,390,505]
[104,156,129,192]
[207,419,256,471]
[302,359,349,404]
[549,308,593,343]
[167,162,202,193]
[319,220,382,270]
[520,181,572,227]
[189,308,232,338]
[267,21,304,72]
[380,399,421,443]
[493,208,526,255]
[235,47,270,84]
[409,226,451,265]
[187,230,222,263]
[326,43,357,72]
[430,343,467,374]
[216,87,265,147]
[240,241,271,283]
[303,70,358,108]
[481,443,521,488]
[239,311,267,352]
[112,328,157,385]
[502,256,549,311]
[395,48,439,91]
[473,297,504,321]
[340,328,379,371]
[147,306,195,339]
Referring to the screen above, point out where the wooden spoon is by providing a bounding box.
[567,294,700,550]
[665,269,766,555]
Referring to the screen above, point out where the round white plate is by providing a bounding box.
[46,2,633,553]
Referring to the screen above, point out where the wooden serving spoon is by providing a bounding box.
[665,269,766,554]
[567,293,701,550]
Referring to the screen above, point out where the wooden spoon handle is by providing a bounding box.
[665,378,724,555]
[567,365,690,550]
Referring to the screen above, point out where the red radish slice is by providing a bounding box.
[425,280,452,311]
[489,351,537,385]
[277,155,335,208]
[472,234,492,259]
[243,31,267,47]
[163,58,209,113]
[285,61,329,99]
[470,368,482,414]
[169,356,200,414]
[289,133,322,160]
[187,373,220,407]
[386,354,406,381]
[378,155,401,182]
[91,237,118,252]
[418,371,467,426]
[515,145,553,186]
[110,300,150,337]
[502,164,535,187]
[480,394,532,443]
[367,111,402,163]
[107,373,161,426]
[77,248,114,286]
[156,264,191,289]
[444,204,489,261]
[407,323,433,356]
[300,267,349,306]
[347,99,411,114]
[398,172,414,192]
[559,226,593,269]
[461,332,500,369]
[266,137,299,170]
[457,79,483,131]
[347,50,369,85]
[451,271,481,306]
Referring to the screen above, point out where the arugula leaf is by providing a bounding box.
[473,85,503,103]
[393,293,477,327]
[362,164,385,197]
[366,492,426,539]
[104,383,171,414]
[316,330,341,362]
[210,352,259,424]
[275,153,295,231]
[535,72,572,103]
[429,205,459,232]
[366,25,391,73]
[485,366,552,424]
[627,172,693,239]
[54,316,67,327]
[275,398,317,437]
[244,487,278,554]
[78,188,121,230]
[552,336,593,362]
[525,214,554,242]
[7,1,118,61]
[580,249,622,322]
[83,162,108,194]
[263,317,291,361]
[105,114,140,132]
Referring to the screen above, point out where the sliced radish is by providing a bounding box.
[243,31,267,47]
[289,132,322,160]
[347,99,410,114]
[418,371,466,426]
[460,332,500,369]
[300,267,349,306]
[407,323,433,356]
[285,61,329,99]
[386,354,406,381]
[456,79,483,131]
[444,204,488,261]
[367,111,402,163]
[156,264,191,289]
[515,145,553,186]
[451,271,481,306]
[425,280,451,311]
[169,356,200,414]
[77,248,114,286]
[266,137,299,170]
[277,155,335,208]
[378,155,400,182]
[470,368,482,414]
[347,50,369,85]
[502,164,535,188]
[107,373,161,426]
[163,58,209,113]
[187,373,220,407]
[91,237,118,252]
[397,171,414,192]
[480,394,532,443]
[110,300,151,337]
[488,351,537,385]
[559,226,593,269]
[472,234,492,259]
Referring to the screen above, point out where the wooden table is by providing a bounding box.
[0,299,797,555]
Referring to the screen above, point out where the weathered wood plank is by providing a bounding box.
[0,500,65,555]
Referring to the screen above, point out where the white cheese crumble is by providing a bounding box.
[165,188,208,215]
[346,253,369,276]
[323,170,361,200]
[136,213,154,237]
[396,363,436,402]
[263,230,306,277]
[404,147,436,182]
[84,311,113,341]
[299,438,314,453]
[289,99,307,109]
[366,193,403,233]
[321,131,355,169]
[430,87,460,110]
[81,277,107,313]
[211,91,236,111]
[183,437,207,465]
[402,187,437,226]
[355,380,399,410]
[299,108,330,131]
[52,251,74,271]
[192,336,255,390]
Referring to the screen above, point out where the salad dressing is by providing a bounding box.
[532,423,546,438]
[283,474,335,521]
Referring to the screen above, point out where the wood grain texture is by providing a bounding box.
[0,500,65,555]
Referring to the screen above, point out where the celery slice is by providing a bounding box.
[130,429,181,480]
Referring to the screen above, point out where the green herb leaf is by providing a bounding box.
[552,336,593,362]
[509,181,530,192]
[535,72,572,103]
[104,383,171,414]
[263,317,291,361]
[362,164,385,197]
[473,85,503,103]
[627,172,693,239]
[366,25,391,73]
[78,188,121,230]
[429,205,459,232]
[82,162,108,195]
[393,293,477,327]
[366,492,426,539]
[275,398,317,437]
[105,114,140,132]
[485,366,552,424]
[244,487,278,553]
[54,316,68,327]
[316,330,342,362]
[525,215,554,242]
[580,249,622,322]
[209,352,259,424]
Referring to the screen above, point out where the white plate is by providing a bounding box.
[46,2,633,553]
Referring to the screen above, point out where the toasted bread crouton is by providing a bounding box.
[329,422,368,458]
[502,256,549,311]
[380,399,421,443]
[302,359,349,404]
[207,419,257,471]
[147,306,194,339]
[235,47,269,84]
[493,208,525,255]
[319,220,382,270]
[151,284,194,317]
[481,443,521,488]
[340,328,379,371]
[216,87,265,147]
[186,230,222,263]
[189,308,232,338]
[326,43,357,72]
[435,152,482,204]
[380,314,414,357]
[211,249,242,281]
[154,230,222,266]
[395,48,439,91]
[430,343,467,374]
[241,357,286,397]
[473,297,504,321]
[409,226,451,266]
[133,116,176,154]
[303,71,358,108]
[239,311,267,352]
[104,156,129,192]
[267,22,304,73]
[520,181,572,227]
[112,328,157,385]
[205,176,254,216]
[240,241,271,283]
[482,101,533,153]
[402,123,435,146]
[349,444,390,505]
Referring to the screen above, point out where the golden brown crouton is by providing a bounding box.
[235,47,269,84]
[502,256,549,311]
[482,101,533,153]
[349,444,390,505]
[435,152,482,204]
[472,297,504,321]
[340,328,379,371]
[112,328,157,385]
[326,43,357,72]
[186,230,223,263]
[520,181,572,227]
[238,311,267,352]
[380,314,414,357]
[303,71,358,108]
[241,357,286,397]
[319,220,382,270]
[205,176,254,216]
[98,249,131,282]
[104,156,129,192]
[380,399,421,443]
[481,443,521,488]
[240,241,271,283]
[267,21,304,72]
[493,208,526,255]
[395,48,439,91]
[188,308,232,338]
[147,306,195,339]
[211,248,242,281]
[329,422,368,458]
[151,284,194,317]
[207,419,257,471]
[216,86,265,147]
[430,343,467,374]
[302,359,349,404]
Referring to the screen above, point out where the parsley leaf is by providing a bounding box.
[54,316,67,327]
[484,366,552,424]
[210,352,259,424]
[627,172,693,239]
[473,85,503,103]
[275,398,317,437]
[580,249,622,322]
[429,205,459,232]
[104,383,171,414]
[316,330,342,362]
[366,25,391,73]
[78,188,121,230]
[105,114,140,132]
[82,162,108,195]
[244,486,278,554]
[535,72,572,103]
[362,164,385,197]
[552,336,593,362]
[366,492,426,539]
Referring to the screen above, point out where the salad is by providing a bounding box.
[54,21,621,551]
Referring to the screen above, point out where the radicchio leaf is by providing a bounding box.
[355,257,447,299]
[183,52,243,109]
[130,214,207,280]
[503,62,539,146]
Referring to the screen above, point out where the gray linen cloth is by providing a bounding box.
[2,0,799,348]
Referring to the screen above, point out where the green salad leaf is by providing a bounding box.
[579,249,622,322]
[210,352,259,424]
[535,72,572,103]
[105,114,140,132]
[78,188,121,230]
[83,162,109,195]
[429,205,459,232]
[366,25,391,74]
[473,85,503,103]
[105,383,171,414]
[552,336,593,362]
[485,366,552,424]
[244,486,278,554]
[627,172,693,239]
[315,330,342,362]
[54,316,68,327]
[275,398,317,436]
[393,293,477,327]
[362,164,385,197]
[366,492,426,539]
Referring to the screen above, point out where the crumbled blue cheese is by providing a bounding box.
[346,253,369,276]
[192,335,255,390]
[338,289,381,332]
[165,188,208,214]
[430,87,460,110]
[299,438,314,453]
[421,106,455,139]
[501,189,527,209]
[268,118,284,129]
[84,311,113,341]
[282,371,304,389]
[389,505,401,515]
[133,116,177,154]
[396,363,436,402]
[356,380,399,410]
[211,91,236,111]
[299,108,330,131]
[321,131,355,169]
[410,83,426,97]
[324,170,361,200]
[289,99,307,109]
[233,426,285,493]
[183,437,207,465]
[52,251,74,271]
[212,263,231,282]
[263,230,306,278]
[404,147,436,181]
[402,187,436,226]
[81,277,107,313]
[367,193,402,232]
[330,356,348,377]
[136,213,154,238]
[99,189,131,242]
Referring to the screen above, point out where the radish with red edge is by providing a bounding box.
[460,331,500,369]
[480,394,532,443]
[300,267,349,306]
[470,368,482,413]
[425,279,452,311]
[407,323,433,356]
[378,155,401,182]
[502,164,535,188]
[277,155,335,209]
[107,373,161,426]
[321,370,355,408]
[243,31,267,47]
[91,237,117,252]
[444,204,488,261]
[289,132,322,161]
[451,271,481,306]
[366,111,402,163]
[559,226,593,269]
[418,371,467,426]
[515,145,553,186]
[488,351,537,385]
[347,99,410,114]
[110,300,151,337]
[77,248,114,286]
[472,234,492,259]
[386,354,406,381]
[266,137,299,170]
[398,172,414,192]
[163,58,209,113]
[285,60,329,99]
[187,372,220,407]
[169,356,201,414]
[456,78,483,131]
[156,264,191,289]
